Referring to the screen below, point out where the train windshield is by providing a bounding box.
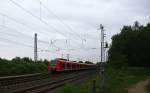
[50,58,67,66]
[50,59,57,66]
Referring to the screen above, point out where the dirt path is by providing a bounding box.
[128,79,150,93]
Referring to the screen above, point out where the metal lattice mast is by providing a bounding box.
[100,24,105,63]
[34,33,38,62]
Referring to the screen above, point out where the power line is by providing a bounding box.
[0,24,100,54]
[0,26,58,53]
[0,37,33,48]
[0,24,58,48]
[9,0,83,48]
[0,13,83,50]
[0,25,32,39]
[0,24,76,52]
[37,0,83,40]
[0,36,59,54]
[9,1,66,38]
[10,0,70,40]
[0,13,85,51]
[0,13,51,37]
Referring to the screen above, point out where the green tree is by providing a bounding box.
[12,57,21,62]
[108,21,150,68]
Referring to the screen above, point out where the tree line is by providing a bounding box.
[108,21,150,68]
[0,57,49,63]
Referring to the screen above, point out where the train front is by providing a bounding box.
[48,59,57,72]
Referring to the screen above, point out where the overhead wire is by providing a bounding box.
[37,0,83,40]
[0,25,33,39]
[2,0,100,60]
[0,13,61,50]
[0,13,51,37]
[10,0,77,42]
[0,14,60,48]
[37,0,89,49]
[0,24,66,55]
[0,36,59,54]
[0,37,33,48]
[9,0,83,48]
[39,0,100,43]
[0,25,60,53]
[0,18,99,58]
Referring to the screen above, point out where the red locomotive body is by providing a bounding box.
[48,58,96,72]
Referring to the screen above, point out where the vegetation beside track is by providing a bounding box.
[102,21,150,93]
[53,21,150,93]
[0,57,48,77]
[146,81,150,93]
[103,67,150,93]
[55,71,100,93]
[56,67,150,93]
[108,21,150,68]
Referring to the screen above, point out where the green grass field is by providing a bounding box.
[56,67,150,93]
[56,71,100,93]
[103,67,150,93]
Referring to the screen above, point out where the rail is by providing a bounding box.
[0,73,49,88]
[0,70,97,93]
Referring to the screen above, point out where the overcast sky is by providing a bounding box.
[0,0,149,62]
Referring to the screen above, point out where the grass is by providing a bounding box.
[55,71,101,93]
[56,67,150,93]
[103,67,150,93]
[146,81,150,93]
[0,60,48,77]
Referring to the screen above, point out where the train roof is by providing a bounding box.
[51,58,95,65]
[53,58,67,61]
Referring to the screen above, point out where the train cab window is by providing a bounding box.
[50,59,57,66]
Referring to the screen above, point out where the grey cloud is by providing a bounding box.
[0,0,149,62]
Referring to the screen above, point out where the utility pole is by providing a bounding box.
[34,33,38,62]
[100,24,105,63]
[99,24,106,93]
[67,54,70,61]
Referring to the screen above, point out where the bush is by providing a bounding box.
[103,67,150,93]
[108,22,150,67]
[0,57,48,76]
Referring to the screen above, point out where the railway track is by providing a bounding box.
[0,70,96,93]
[0,73,49,87]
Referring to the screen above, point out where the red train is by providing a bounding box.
[48,58,96,72]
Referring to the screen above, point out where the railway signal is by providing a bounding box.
[99,24,106,93]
